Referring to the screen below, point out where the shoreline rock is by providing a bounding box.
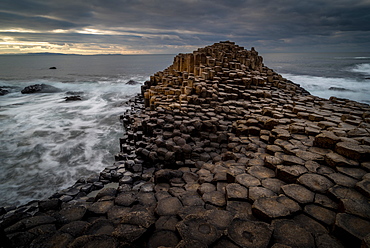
[0,88,9,96]
[2,41,370,247]
[65,95,82,101]
[21,84,62,94]
[126,80,141,85]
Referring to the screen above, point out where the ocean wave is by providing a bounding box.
[334,56,370,60]
[0,79,142,206]
[282,73,370,103]
[350,63,370,75]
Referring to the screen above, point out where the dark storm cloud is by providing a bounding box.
[0,0,369,53]
[0,11,84,30]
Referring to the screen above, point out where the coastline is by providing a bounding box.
[1,41,370,247]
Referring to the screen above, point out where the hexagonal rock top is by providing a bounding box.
[228,217,273,248]
[252,195,301,221]
[297,173,334,193]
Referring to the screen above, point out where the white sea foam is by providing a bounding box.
[0,54,175,207]
[350,63,370,75]
[0,79,142,206]
[282,73,370,103]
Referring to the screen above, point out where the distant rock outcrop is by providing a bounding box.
[21,84,62,94]
[49,67,57,69]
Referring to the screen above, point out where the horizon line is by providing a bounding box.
[0,52,177,56]
[1,51,370,56]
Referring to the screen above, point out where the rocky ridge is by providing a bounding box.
[1,41,370,247]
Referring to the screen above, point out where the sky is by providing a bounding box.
[0,0,370,55]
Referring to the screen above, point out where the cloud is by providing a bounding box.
[0,0,369,54]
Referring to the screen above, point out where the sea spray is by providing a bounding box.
[281,73,370,103]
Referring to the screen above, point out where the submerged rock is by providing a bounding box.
[126,80,141,85]
[21,84,62,94]
[0,88,9,95]
[329,87,355,92]
[0,86,19,95]
[66,91,84,95]
[65,96,82,101]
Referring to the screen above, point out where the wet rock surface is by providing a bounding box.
[0,87,10,95]
[21,84,62,94]
[2,41,370,247]
[65,95,82,101]
[126,80,141,85]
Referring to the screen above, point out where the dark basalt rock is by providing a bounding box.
[281,184,315,204]
[56,205,87,224]
[297,173,334,193]
[155,215,179,231]
[65,95,82,101]
[334,213,370,247]
[293,214,328,236]
[49,67,57,69]
[202,191,226,207]
[112,224,147,243]
[66,91,84,95]
[87,201,114,215]
[155,197,183,216]
[228,217,273,248]
[5,215,56,234]
[120,207,156,228]
[58,221,90,237]
[114,192,137,207]
[148,230,180,248]
[225,183,248,200]
[21,84,62,94]
[126,80,141,85]
[315,234,346,248]
[252,195,300,221]
[68,234,120,248]
[85,219,114,235]
[38,199,61,211]
[176,239,208,248]
[329,87,354,92]
[176,215,221,246]
[0,88,9,95]
[272,219,315,248]
[304,204,336,226]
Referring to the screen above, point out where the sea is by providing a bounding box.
[0,52,369,207]
[262,52,370,103]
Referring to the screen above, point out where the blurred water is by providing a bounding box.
[0,54,174,207]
